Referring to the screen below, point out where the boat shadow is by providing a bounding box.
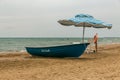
[25,56,96,61]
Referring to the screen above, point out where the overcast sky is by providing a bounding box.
[0,0,120,37]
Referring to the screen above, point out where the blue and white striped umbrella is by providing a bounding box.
[58,14,112,29]
[58,14,112,42]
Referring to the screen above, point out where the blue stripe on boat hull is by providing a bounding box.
[26,43,89,57]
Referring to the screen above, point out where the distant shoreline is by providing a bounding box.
[0,38,119,52]
[0,37,120,38]
[0,43,120,53]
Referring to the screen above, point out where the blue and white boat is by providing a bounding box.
[26,43,89,57]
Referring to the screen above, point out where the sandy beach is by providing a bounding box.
[0,44,120,80]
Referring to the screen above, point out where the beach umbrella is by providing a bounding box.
[58,14,112,42]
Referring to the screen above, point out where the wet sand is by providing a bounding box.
[0,44,120,80]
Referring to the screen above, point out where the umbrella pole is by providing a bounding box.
[82,23,85,43]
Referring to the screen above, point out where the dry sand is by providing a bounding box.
[0,44,120,80]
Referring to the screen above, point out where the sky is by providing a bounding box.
[0,0,120,37]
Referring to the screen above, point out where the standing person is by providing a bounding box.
[93,33,98,52]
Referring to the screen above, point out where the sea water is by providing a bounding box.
[0,37,120,52]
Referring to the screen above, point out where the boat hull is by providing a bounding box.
[26,43,89,57]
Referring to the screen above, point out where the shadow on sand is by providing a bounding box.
[25,55,96,61]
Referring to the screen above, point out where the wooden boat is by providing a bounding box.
[26,43,89,57]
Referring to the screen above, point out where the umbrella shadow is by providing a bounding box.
[64,57,96,61]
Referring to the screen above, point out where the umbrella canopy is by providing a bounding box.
[58,14,112,29]
[58,14,112,42]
